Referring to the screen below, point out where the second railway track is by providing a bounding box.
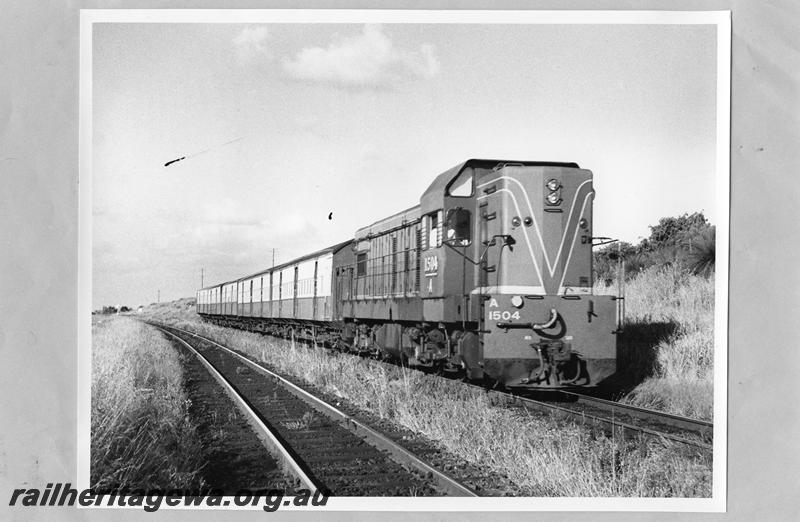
[154,324,479,497]
[483,388,713,451]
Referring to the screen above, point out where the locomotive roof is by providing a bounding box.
[421,158,580,204]
[198,239,352,289]
[354,205,421,240]
[353,160,579,240]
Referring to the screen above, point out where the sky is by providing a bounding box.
[92,19,718,309]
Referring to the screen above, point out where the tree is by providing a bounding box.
[643,212,710,251]
[593,212,715,281]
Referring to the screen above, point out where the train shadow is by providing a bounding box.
[599,320,679,400]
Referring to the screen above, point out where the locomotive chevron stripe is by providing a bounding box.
[477,186,546,288]
[477,175,594,295]
[557,189,594,293]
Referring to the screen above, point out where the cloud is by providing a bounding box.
[233,26,271,62]
[282,25,440,87]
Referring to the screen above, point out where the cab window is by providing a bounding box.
[446,169,473,197]
[445,208,471,246]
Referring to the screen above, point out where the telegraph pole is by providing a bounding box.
[272,248,276,268]
[201,267,204,287]
[157,289,160,303]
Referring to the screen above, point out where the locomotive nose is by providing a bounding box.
[475,164,616,388]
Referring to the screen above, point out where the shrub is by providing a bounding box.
[687,226,716,276]
[593,212,715,284]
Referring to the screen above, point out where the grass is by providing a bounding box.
[137,297,198,323]
[142,305,711,497]
[91,316,206,491]
[596,266,715,420]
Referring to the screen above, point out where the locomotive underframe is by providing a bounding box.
[199,305,616,389]
[199,312,482,373]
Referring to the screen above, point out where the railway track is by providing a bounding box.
[185,320,713,452]
[153,324,479,497]
[482,388,712,451]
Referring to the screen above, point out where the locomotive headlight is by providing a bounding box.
[546,178,560,191]
[546,192,561,205]
[510,295,524,308]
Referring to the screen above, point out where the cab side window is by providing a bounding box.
[424,210,443,250]
[445,207,472,246]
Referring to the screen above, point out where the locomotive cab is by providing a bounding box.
[419,159,618,387]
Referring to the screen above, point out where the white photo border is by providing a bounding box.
[78,8,730,512]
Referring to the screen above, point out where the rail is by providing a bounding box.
[154,323,479,497]
[155,326,320,491]
[482,387,712,451]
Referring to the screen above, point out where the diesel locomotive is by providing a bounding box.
[196,159,620,388]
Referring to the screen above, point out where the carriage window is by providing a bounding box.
[446,169,473,197]
[356,253,367,277]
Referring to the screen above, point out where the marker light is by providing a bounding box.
[511,216,521,227]
[579,218,589,229]
[546,178,560,191]
[510,295,524,308]
[546,192,561,205]
[524,216,533,227]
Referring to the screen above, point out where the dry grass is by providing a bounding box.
[142,304,711,497]
[136,297,198,323]
[596,266,715,420]
[91,316,206,490]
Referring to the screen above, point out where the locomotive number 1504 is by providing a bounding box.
[424,255,438,274]
[487,310,521,321]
